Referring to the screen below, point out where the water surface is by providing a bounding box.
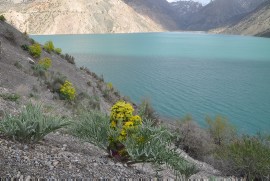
[32,33,270,134]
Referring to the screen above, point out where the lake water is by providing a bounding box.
[32,33,270,134]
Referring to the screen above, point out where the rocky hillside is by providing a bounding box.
[182,0,267,30]
[218,1,270,37]
[0,0,165,34]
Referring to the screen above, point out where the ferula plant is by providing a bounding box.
[60,80,76,100]
[109,101,142,159]
[0,104,69,144]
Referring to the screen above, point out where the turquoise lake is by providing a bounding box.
[32,33,270,134]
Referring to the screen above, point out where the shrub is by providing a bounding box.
[60,80,76,100]
[38,57,52,70]
[206,116,236,145]
[54,48,62,55]
[138,99,158,124]
[45,72,66,92]
[63,53,75,64]
[14,61,23,69]
[215,135,270,180]
[32,64,47,78]
[29,43,42,58]
[175,116,215,160]
[0,93,20,102]
[0,104,69,144]
[70,110,110,150]
[43,41,54,53]
[21,44,29,51]
[0,15,6,21]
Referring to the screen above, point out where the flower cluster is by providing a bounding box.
[38,57,52,70]
[60,81,76,100]
[109,101,142,158]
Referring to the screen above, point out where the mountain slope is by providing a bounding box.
[219,1,270,37]
[123,0,180,30]
[183,0,266,30]
[0,0,165,34]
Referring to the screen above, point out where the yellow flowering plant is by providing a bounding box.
[108,101,142,160]
[38,57,52,70]
[60,81,76,100]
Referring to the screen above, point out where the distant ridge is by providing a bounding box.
[0,0,165,34]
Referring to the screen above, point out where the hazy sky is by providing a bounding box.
[167,0,211,5]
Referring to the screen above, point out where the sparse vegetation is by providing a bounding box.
[14,61,23,69]
[0,93,20,102]
[29,43,42,58]
[38,57,52,70]
[61,53,75,64]
[0,104,69,144]
[214,135,270,180]
[43,40,55,53]
[0,15,6,21]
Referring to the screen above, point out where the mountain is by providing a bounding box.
[169,0,203,27]
[123,0,180,30]
[182,0,267,30]
[217,1,270,37]
[0,0,165,34]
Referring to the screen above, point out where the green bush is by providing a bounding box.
[43,41,54,53]
[29,43,42,58]
[0,104,69,144]
[0,15,6,21]
[54,48,62,55]
[215,135,270,180]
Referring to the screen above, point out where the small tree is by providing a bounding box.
[206,116,236,145]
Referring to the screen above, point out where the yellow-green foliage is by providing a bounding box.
[44,41,54,53]
[60,81,76,100]
[107,82,113,90]
[29,43,42,58]
[54,48,62,55]
[206,116,236,145]
[38,57,52,70]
